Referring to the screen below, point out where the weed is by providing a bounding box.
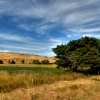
[69,85,78,90]
[55,87,67,93]
[92,78,100,81]
[31,93,42,100]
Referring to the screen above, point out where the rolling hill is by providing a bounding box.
[0,52,56,64]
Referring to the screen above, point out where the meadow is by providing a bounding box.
[0,64,100,100]
[0,65,85,93]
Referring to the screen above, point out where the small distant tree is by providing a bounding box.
[21,59,24,64]
[0,60,3,64]
[10,60,16,64]
[8,60,10,64]
[41,59,49,64]
[33,59,41,64]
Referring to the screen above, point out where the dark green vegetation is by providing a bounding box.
[33,59,41,64]
[32,59,49,64]
[0,60,3,64]
[9,60,16,64]
[52,36,100,74]
[0,66,85,93]
[0,59,51,65]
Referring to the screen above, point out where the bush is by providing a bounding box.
[8,60,10,64]
[33,59,41,64]
[0,60,3,64]
[10,60,16,64]
[41,59,49,64]
[20,60,24,64]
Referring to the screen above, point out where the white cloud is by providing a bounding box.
[49,38,62,43]
[0,0,100,34]
[0,0,100,56]
[83,34,100,38]
[71,28,100,33]
[0,50,11,52]
[0,33,34,42]
[67,35,71,38]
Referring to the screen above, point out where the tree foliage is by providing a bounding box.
[10,60,16,64]
[52,36,100,72]
[21,59,25,64]
[41,59,49,64]
[33,59,41,64]
[0,60,3,64]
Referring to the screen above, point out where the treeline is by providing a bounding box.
[52,36,100,74]
[0,59,50,64]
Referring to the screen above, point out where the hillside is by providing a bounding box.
[0,52,56,64]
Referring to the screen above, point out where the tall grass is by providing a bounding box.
[0,67,86,93]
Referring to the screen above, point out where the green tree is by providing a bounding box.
[52,36,100,72]
[8,60,10,64]
[21,59,24,64]
[0,60,3,64]
[10,60,16,64]
[41,59,49,64]
[33,59,41,64]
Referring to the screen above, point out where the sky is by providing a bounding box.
[0,0,100,56]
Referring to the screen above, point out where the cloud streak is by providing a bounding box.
[0,0,100,33]
[0,0,100,56]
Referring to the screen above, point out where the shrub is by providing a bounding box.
[10,60,16,64]
[41,59,49,64]
[20,59,24,64]
[0,60,3,64]
[8,60,10,64]
[33,59,41,64]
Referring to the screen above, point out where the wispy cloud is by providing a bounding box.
[70,27,100,33]
[0,0,100,34]
[0,33,68,55]
[0,33,34,42]
[0,0,100,56]
[0,50,11,52]
[83,34,100,38]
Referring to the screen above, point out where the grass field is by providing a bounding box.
[0,64,57,67]
[0,65,86,92]
[0,65,100,100]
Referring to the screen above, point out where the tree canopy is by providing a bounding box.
[52,36,100,72]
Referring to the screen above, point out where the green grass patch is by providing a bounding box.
[0,66,65,74]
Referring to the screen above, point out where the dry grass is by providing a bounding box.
[0,77,100,100]
[0,66,100,100]
[0,64,57,68]
[0,70,85,93]
[0,52,56,64]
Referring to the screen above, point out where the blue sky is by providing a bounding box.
[0,0,100,56]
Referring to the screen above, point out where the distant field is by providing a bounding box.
[0,64,57,67]
[0,65,63,74]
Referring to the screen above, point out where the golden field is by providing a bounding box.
[0,73,100,100]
